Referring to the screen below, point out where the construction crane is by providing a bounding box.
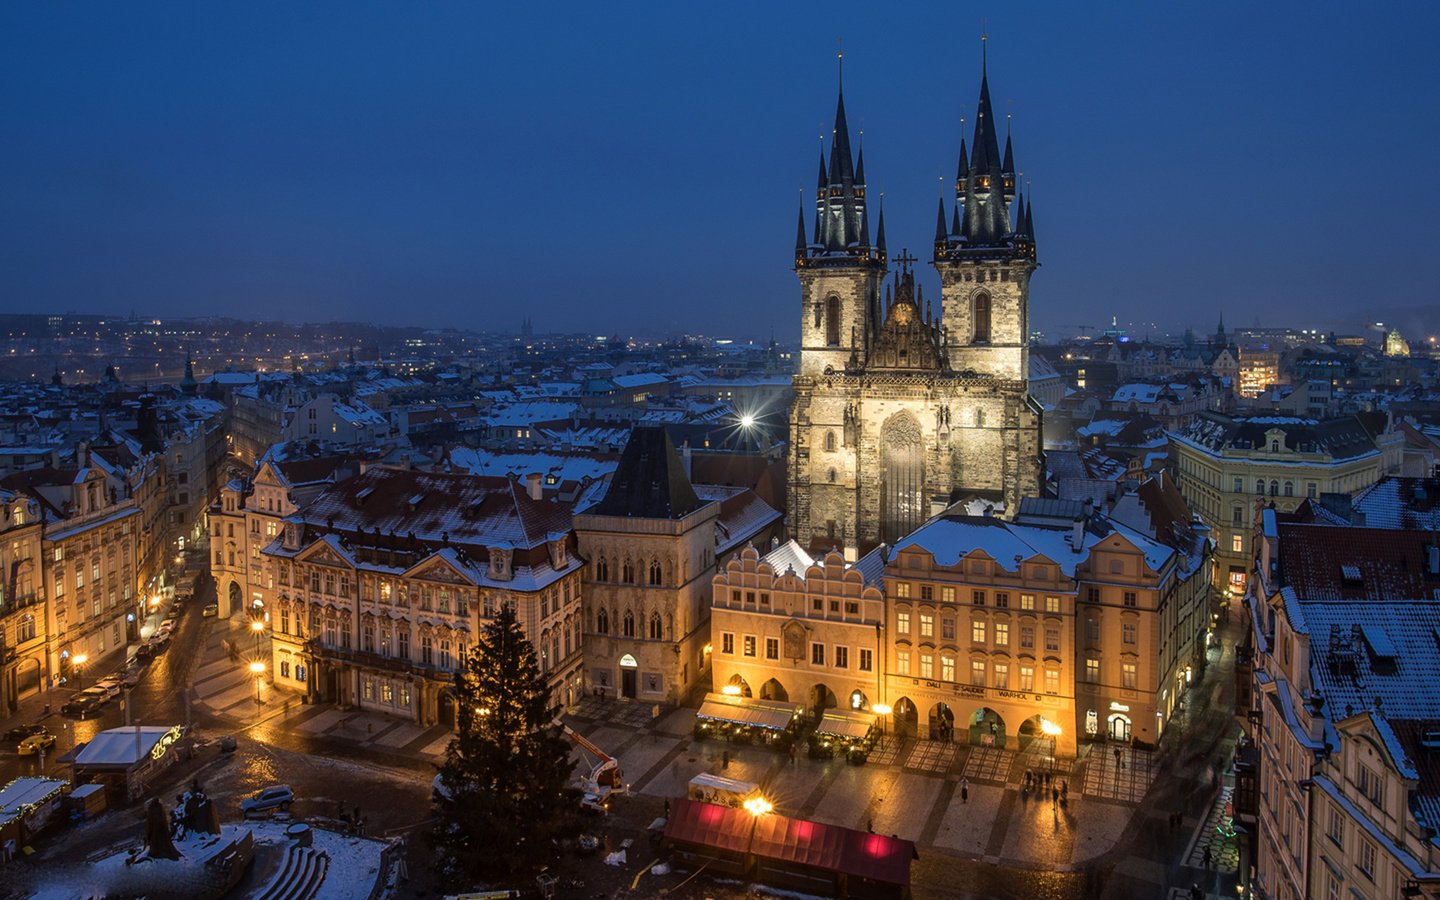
[563,725,627,811]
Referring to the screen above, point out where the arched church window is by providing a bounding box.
[648,561,662,585]
[596,558,609,581]
[622,560,635,584]
[880,413,925,543]
[649,613,663,640]
[972,292,991,343]
[824,430,836,452]
[825,296,841,346]
[623,610,636,637]
[814,300,823,329]
[828,468,837,483]
[596,607,609,634]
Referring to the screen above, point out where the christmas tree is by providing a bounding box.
[430,602,579,888]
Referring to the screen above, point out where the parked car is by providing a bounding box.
[202,603,218,618]
[3,723,48,742]
[160,617,176,632]
[17,732,58,756]
[240,785,294,815]
[60,689,109,717]
[93,678,123,699]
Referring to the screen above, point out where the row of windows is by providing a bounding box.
[594,608,666,640]
[360,676,413,708]
[719,632,873,671]
[895,586,1063,611]
[594,558,666,586]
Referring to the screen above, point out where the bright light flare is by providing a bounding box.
[721,684,742,696]
[739,414,756,428]
[1041,718,1062,737]
[743,796,773,817]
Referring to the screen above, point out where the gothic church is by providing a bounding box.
[788,57,1043,556]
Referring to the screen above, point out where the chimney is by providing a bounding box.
[1428,544,1440,576]
[526,472,543,501]
[682,441,693,480]
[1071,517,1086,552]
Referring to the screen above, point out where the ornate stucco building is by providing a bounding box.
[788,63,1043,557]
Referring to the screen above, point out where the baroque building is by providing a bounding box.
[789,60,1043,556]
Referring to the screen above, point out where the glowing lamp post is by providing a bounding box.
[721,684,742,696]
[872,703,892,738]
[249,661,265,703]
[743,796,772,818]
[251,618,265,663]
[1041,718,1062,772]
[73,653,89,689]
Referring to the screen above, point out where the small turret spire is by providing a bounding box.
[934,196,948,244]
[795,201,808,258]
[876,195,887,256]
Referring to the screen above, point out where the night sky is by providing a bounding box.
[3,3,1438,341]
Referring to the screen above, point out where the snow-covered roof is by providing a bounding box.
[892,514,1175,578]
[75,726,181,767]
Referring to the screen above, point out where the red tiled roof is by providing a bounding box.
[1277,523,1440,600]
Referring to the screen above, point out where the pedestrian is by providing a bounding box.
[722,750,730,770]
[1052,786,1058,804]
[1114,747,1123,769]
[1044,770,1051,787]
[789,743,797,766]
[1203,845,1212,869]
[1191,884,1203,900]
[961,784,968,804]
[1061,781,1068,801]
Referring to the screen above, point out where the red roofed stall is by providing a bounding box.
[663,797,915,898]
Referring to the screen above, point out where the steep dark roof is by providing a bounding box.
[1177,412,1381,461]
[1276,523,1440,601]
[591,426,703,519]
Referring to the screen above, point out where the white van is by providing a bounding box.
[686,773,761,809]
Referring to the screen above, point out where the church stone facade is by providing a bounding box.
[789,63,1044,557]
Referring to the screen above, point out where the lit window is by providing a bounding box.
[971,620,986,644]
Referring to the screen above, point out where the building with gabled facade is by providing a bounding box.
[211,448,363,620]
[880,506,1191,754]
[0,490,46,713]
[710,542,887,715]
[1244,513,1440,900]
[263,466,585,725]
[788,60,1043,558]
[2,464,140,678]
[576,427,783,706]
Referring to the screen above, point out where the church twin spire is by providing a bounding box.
[796,46,1035,268]
[795,56,885,269]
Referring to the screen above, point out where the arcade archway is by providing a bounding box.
[726,673,752,698]
[893,697,919,738]
[760,678,788,702]
[928,702,956,742]
[969,707,1006,747]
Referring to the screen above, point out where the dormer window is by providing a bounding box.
[284,523,300,551]
[489,545,513,581]
[548,537,568,569]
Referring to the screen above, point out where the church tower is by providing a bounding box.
[795,63,886,378]
[789,52,1043,557]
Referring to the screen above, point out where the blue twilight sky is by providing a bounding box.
[3,2,1439,341]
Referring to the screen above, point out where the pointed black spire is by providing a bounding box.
[1024,196,1035,245]
[956,136,970,182]
[875,198,887,257]
[855,145,866,186]
[796,203,808,258]
[859,204,871,247]
[828,90,855,186]
[951,204,962,236]
[1012,190,1026,237]
[934,197,948,243]
[816,149,828,193]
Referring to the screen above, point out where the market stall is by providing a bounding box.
[693,693,802,748]
[73,725,185,804]
[809,709,878,762]
[0,777,67,857]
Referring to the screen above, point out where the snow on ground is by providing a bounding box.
[28,825,253,900]
[247,820,390,900]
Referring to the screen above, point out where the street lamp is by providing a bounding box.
[251,618,265,662]
[721,684,742,696]
[249,661,265,703]
[1041,719,1062,773]
[873,703,892,739]
[73,654,89,690]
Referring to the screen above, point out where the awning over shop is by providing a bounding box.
[838,829,918,886]
[663,797,753,854]
[696,693,802,731]
[814,709,876,740]
[750,812,847,870]
[663,798,916,889]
